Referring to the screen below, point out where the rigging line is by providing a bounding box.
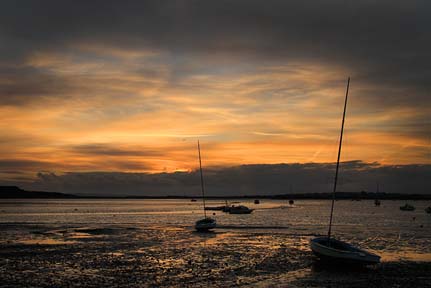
[328,77,350,240]
[198,140,207,218]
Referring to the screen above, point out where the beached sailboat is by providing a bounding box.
[194,141,216,232]
[310,78,380,265]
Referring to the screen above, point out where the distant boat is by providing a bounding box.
[228,205,254,214]
[195,217,216,232]
[425,207,431,214]
[205,206,226,211]
[254,199,260,204]
[374,183,381,206]
[309,78,380,265]
[194,141,216,232]
[207,199,230,212]
[191,199,197,202]
[289,199,294,205]
[400,204,415,211]
[222,205,231,213]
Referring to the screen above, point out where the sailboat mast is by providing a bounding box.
[198,140,207,218]
[327,77,350,240]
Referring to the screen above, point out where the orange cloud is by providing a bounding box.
[0,48,429,183]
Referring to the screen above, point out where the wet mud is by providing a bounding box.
[0,223,430,287]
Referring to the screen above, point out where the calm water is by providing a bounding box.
[1,199,430,239]
[1,199,431,287]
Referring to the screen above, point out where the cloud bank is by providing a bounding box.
[19,161,430,196]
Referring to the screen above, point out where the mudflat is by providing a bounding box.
[1,223,430,287]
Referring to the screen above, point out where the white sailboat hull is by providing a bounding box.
[310,237,380,265]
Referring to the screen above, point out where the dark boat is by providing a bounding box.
[228,205,254,214]
[289,199,294,205]
[309,78,380,265]
[206,200,231,212]
[205,206,226,211]
[400,204,415,211]
[191,198,197,202]
[195,217,216,232]
[254,199,260,204]
[222,205,231,213]
[194,141,216,232]
[374,183,381,206]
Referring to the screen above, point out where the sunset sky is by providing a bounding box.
[0,1,429,193]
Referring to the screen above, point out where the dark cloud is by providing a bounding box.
[0,158,152,176]
[25,161,431,196]
[0,67,74,105]
[0,159,55,170]
[69,144,162,157]
[1,1,430,91]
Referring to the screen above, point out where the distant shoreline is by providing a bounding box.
[1,186,430,200]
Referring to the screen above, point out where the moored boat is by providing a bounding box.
[195,217,216,232]
[228,205,254,214]
[194,141,216,232]
[205,206,226,211]
[400,204,415,211]
[374,199,381,206]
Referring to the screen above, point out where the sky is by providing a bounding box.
[0,0,429,195]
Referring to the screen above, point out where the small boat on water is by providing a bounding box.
[205,206,226,211]
[374,183,381,206]
[254,199,260,204]
[400,204,415,211]
[228,205,254,214]
[195,217,216,232]
[289,199,294,205]
[425,207,431,214]
[309,78,380,266]
[191,198,197,202]
[194,141,216,232]
[222,205,231,213]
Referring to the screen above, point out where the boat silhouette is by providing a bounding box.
[309,78,380,265]
[194,141,216,232]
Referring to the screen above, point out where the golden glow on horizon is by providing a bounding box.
[0,46,429,182]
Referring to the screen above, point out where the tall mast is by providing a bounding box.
[327,77,350,240]
[198,140,207,218]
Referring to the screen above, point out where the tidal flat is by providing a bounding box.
[0,199,430,287]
